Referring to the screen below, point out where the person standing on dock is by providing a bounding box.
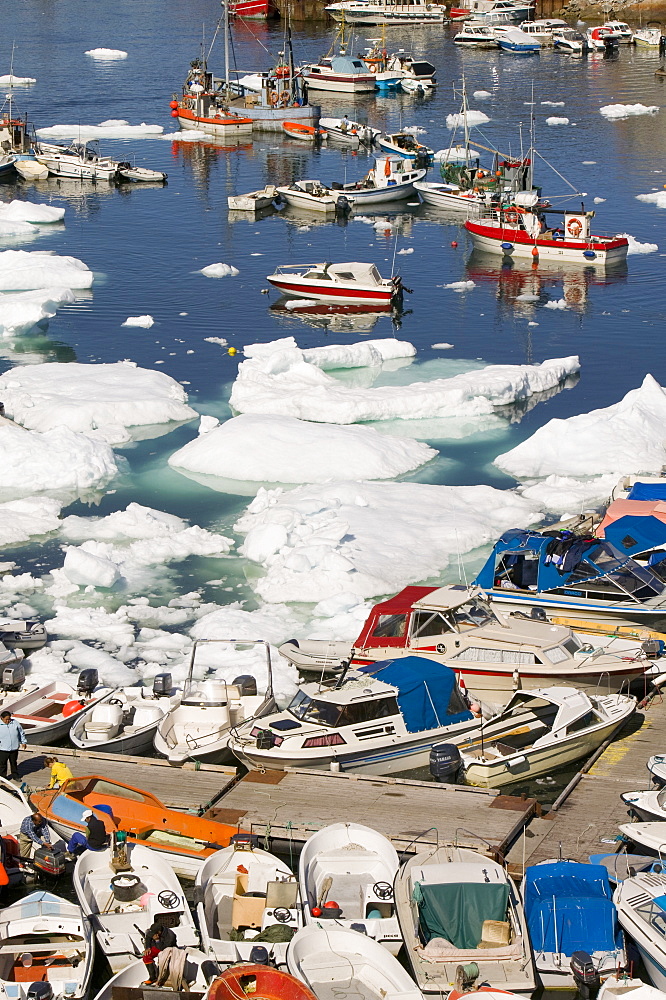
[44,756,74,789]
[0,710,27,782]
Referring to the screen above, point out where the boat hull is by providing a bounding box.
[343,179,422,205]
[230,0,277,17]
[35,155,117,181]
[177,108,253,136]
[302,74,377,93]
[485,588,666,633]
[275,190,338,213]
[267,277,396,305]
[327,7,446,23]
[465,220,629,265]
[414,181,485,215]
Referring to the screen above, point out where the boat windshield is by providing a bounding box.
[657,789,666,810]
[446,598,497,630]
[569,547,665,600]
[287,689,398,727]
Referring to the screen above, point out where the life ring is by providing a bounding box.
[567,218,583,237]
[275,66,290,78]
[280,91,290,106]
[270,92,279,106]
[504,209,520,224]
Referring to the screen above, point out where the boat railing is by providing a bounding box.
[272,263,322,273]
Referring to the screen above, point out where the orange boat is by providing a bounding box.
[31,775,243,878]
[209,965,319,1000]
[282,121,327,143]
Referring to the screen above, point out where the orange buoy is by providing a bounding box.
[531,247,539,257]
[171,110,179,117]
[169,101,179,109]
[62,699,85,717]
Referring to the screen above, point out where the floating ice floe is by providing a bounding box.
[432,342,454,349]
[495,375,666,504]
[636,191,666,209]
[473,90,491,100]
[168,413,437,484]
[0,497,62,548]
[0,201,65,224]
[235,481,541,603]
[544,299,569,310]
[403,126,427,134]
[204,336,228,346]
[446,110,490,129]
[0,288,76,338]
[36,120,163,140]
[0,423,117,497]
[122,315,154,327]
[0,75,35,86]
[594,197,606,204]
[230,338,580,425]
[397,247,414,255]
[160,129,209,141]
[256,336,416,370]
[542,101,565,107]
[0,250,93,292]
[0,220,37,239]
[515,474,620,516]
[0,361,197,444]
[599,103,659,119]
[200,263,239,278]
[442,280,476,291]
[617,233,659,254]
[546,117,570,126]
[85,48,128,59]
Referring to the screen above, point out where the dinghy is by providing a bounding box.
[74,837,199,973]
[31,774,243,878]
[299,822,401,953]
[70,674,181,755]
[92,949,216,1000]
[282,122,327,142]
[318,117,379,146]
[266,262,405,306]
[154,639,275,765]
[0,890,94,1000]
[287,925,423,1000]
[394,846,536,994]
[227,185,279,212]
[614,867,666,989]
[117,164,168,182]
[0,618,47,653]
[209,966,318,1000]
[524,860,625,987]
[376,132,433,165]
[195,838,301,965]
[8,669,113,744]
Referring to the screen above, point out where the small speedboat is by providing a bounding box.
[283,121,327,142]
[299,822,402,953]
[35,140,120,181]
[266,261,405,306]
[648,755,666,784]
[8,669,113,744]
[587,26,621,49]
[195,839,301,965]
[70,674,182,755]
[614,868,666,989]
[519,18,568,44]
[227,184,280,211]
[117,163,168,182]
[300,54,377,93]
[597,975,666,1000]
[318,116,379,146]
[394,846,536,995]
[617,821,666,856]
[0,890,94,1000]
[0,153,17,178]
[454,21,500,46]
[621,786,666,822]
[553,27,589,52]
[275,179,343,214]
[376,131,434,165]
[331,155,426,206]
[209,966,318,1000]
[287,925,423,1000]
[74,837,199,973]
[31,774,243,878]
[495,25,542,52]
[601,19,633,42]
[92,949,216,1000]
[524,860,625,987]
[635,24,664,46]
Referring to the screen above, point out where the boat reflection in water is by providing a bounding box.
[270,297,406,334]
[465,248,628,315]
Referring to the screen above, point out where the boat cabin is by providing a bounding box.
[0,110,32,155]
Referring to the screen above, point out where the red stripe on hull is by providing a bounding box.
[269,279,394,303]
[465,219,628,252]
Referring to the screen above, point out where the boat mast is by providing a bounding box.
[223,0,230,101]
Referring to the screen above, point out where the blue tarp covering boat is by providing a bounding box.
[628,482,666,502]
[358,656,472,733]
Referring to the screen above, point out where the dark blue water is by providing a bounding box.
[2,0,665,602]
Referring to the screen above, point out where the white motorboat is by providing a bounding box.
[0,890,94,1000]
[0,618,47,653]
[325,0,447,24]
[376,132,434,164]
[9,669,113,744]
[227,184,280,211]
[301,54,377,93]
[601,19,634,42]
[0,661,39,712]
[454,21,500,45]
[287,925,423,1000]
[0,775,33,836]
[456,687,636,787]
[519,18,568,43]
[450,0,534,22]
[275,180,343,215]
[91,949,215,1000]
[415,179,492,215]
[299,822,402,954]
[117,164,168,182]
[74,838,199,973]
[333,155,426,205]
[394,846,536,995]
[615,869,666,989]
[318,117,379,146]
[69,675,181,755]
[622,787,666,822]
[154,639,275,765]
[553,26,589,52]
[35,140,120,181]
[495,25,542,51]
[635,25,664,46]
[598,976,666,1000]
[267,261,405,306]
[386,51,436,87]
[195,839,301,965]
[649,755,666,784]
[617,821,666,855]
[524,859,626,987]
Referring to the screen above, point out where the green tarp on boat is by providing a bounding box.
[415,881,509,949]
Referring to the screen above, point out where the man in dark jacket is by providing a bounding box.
[66,809,110,855]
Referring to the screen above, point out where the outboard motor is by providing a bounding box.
[335,195,351,216]
[76,668,99,698]
[152,672,173,697]
[414,149,429,169]
[249,946,269,966]
[1,663,25,691]
[530,607,548,622]
[643,639,666,659]
[429,743,463,784]
[233,675,257,697]
[202,960,221,985]
[27,984,54,1000]
[570,951,600,998]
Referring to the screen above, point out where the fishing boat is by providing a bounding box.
[450,0,533,20]
[614,868,666,989]
[552,27,589,52]
[69,675,182,755]
[209,966,318,1000]
[227,184,280,211]
[35,141,121,181]
[154,639,275,766]
[318,116,379,146]
[266,262,405,306]
[0,617,47,653]
[287,925,423,1000]
[9,670,113,744]
[92,949,216,1000]
[495,25,542,51]
[376,131,434,165]
[195,839,301,965]
[524,860,626,988]
[282,121,327,142]
[455,687,635,787]
[475,529,666,631]
[74,837,199,973]
[386,50,436,87]
[299,823,401,952]
[325,0,447,24]
[454,21,500,45]
[278,585,656,701]
[333,155,426,204]
[0,776,34,836]
[394,846,536,995]
[300,54,377,93]
[0,891,94,1000]
[31,775,243,879]
[621,787,666,822]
